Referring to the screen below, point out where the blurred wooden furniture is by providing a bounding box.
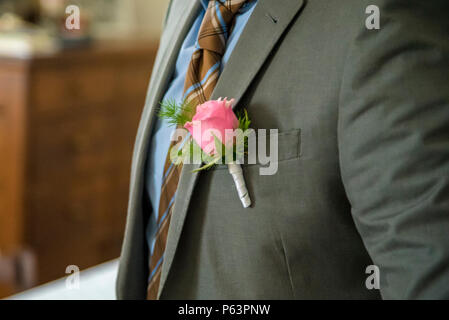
[0,41,157,297]
[0,249,36,295]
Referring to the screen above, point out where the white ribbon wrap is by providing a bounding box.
[227,162,251,208]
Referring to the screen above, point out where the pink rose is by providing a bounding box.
[184,98,239,155]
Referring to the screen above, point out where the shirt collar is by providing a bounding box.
[200,0,252,12]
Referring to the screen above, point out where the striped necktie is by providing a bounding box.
[147,0,251,299]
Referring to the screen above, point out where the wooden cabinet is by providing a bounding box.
[0,41,157,297]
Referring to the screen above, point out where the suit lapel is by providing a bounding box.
[159,0,306,298]
[129,0,201,204]
[121,0,200,298]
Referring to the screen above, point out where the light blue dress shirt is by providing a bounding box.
[145,0,258,260]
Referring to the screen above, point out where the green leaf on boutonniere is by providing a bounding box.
[237,109,251,131]
[158,98,195,127]
[192,156,222,173]
[214,134,224,160]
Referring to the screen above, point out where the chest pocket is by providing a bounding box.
[212,128,301,172]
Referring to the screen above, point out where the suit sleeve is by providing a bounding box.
[338,0,449,299]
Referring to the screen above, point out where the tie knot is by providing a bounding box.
[212,0,249,15]
[198,0,251,55]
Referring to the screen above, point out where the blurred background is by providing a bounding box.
[0,0,169,298]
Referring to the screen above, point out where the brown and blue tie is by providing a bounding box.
[147,0,251,299]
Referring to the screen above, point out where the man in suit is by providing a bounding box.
[117,0,449,299]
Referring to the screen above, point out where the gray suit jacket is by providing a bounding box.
[116,0,449,299]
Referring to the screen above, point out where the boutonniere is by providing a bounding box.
[159,97,252,208]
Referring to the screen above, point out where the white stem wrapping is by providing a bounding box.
[227,162,251,208]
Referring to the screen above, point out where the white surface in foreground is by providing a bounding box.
[7,259,119,300]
